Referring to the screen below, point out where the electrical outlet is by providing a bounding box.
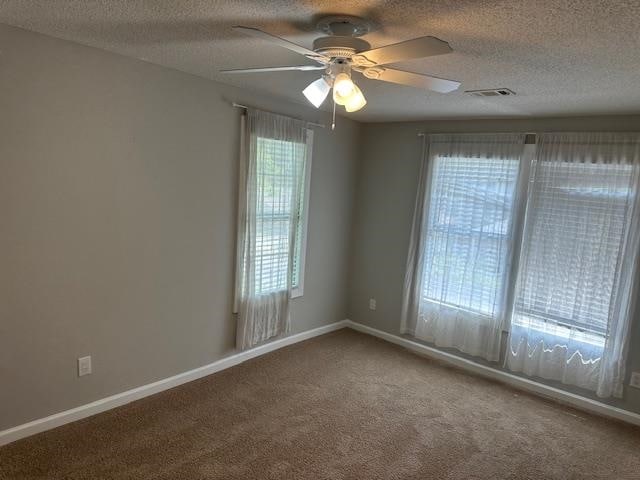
[78,356,92,377]
[630,372,640,389]
[369,298,377,310]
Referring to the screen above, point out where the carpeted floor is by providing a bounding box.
[2,329,640,479]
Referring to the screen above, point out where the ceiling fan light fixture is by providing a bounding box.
[333,72,354,96]
[302,77,331,108]
[332,85,350,106]
[344,84,367,112]
[226,22,461,121]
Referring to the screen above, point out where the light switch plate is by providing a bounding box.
[369,298,376,310]
[78,356,92,377]
[630,372,640,389]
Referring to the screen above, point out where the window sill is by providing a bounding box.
[291,288,303,299]
[511,316,605,349]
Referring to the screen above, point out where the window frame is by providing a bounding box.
[423,140,626,342]
[250,129,312,299]
[290,129,313,298]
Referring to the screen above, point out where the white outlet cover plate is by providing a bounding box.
[78,356,92,377]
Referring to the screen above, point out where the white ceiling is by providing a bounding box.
[2,0,640,122]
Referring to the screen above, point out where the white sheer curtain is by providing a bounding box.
[234,108,309,350]
[507,132,640,398]
[401,134,526,361]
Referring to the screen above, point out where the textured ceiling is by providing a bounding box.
[2,0,640,122]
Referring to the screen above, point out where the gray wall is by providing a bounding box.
[0,24,360,430]
[3,21,640,433]
[348,116,640,414]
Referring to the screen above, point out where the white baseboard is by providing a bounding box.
[0,320,350,447]
[3,318,638,447]
[344,320,640,427]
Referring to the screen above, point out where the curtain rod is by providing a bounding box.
[418,132,538,144]
[232,103,326,129]
[417,132,538,136]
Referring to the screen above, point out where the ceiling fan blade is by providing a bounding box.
[232,26,329,63]
[221,65,327,74]
[352,36,452,67]
[362,67,461,93]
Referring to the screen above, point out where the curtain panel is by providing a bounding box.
[401,133,526,361]
[234,108,309,350]
[506,132,640,398]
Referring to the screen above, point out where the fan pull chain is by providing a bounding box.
[331,97,336,131]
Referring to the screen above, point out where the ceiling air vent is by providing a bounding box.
[465,88,516,97]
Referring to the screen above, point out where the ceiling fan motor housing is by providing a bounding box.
[312,36,371,59]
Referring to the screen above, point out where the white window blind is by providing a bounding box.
[254,136,308,294]
[512,161,634,339]
[422,155,520,317]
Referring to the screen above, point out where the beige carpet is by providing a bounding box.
[2,329,640,479]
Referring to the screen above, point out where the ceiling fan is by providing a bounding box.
[221,15,461,115]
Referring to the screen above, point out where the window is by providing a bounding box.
[235,108,313,350]
[421,155,520,317]
[403,132,640,396]
[254,133,312,297]
[506,133,640,397]
[400,133,526,362]
[512,159,636,344]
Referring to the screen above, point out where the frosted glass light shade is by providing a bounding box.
[333,85,351,105]
[344,85,367,112]
[333,72,354,96]
[302,77,331,108]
